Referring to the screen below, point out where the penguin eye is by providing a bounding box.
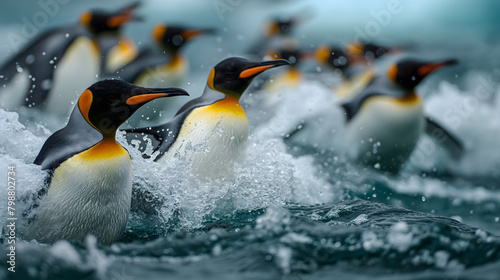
[106,95,119,103]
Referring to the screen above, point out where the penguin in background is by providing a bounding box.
[27,80,188,245]
[0,2,139,115]
[85,2,142,75]
[314,42,404,99]
[262,47,304,93]
[124,57,290,180]
[341,58,463,174]
[247,10,311,58]
[115,24,214,88]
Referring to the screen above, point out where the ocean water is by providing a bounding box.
[1,1,500,279]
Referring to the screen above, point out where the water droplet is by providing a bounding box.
[373,163,380,169]
[16,66,23,73]
[65,33,69,38]
[422,196,426,202]
[49,60,54,64]
[42,51,46,56]
[25,54,35,64]
[172,35,184,46]
[41,79,52,90]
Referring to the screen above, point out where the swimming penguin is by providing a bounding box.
[262,48,304,93]
[341,58,463,174]
[346,41,403,63]
[27,80,188,245]
[247,11,311,58]
[0,3,139,115]
[124,57,290,180]
[116,24,213,87]
[314,45,350,74]
[84,2,141,75]
[314,42,403,99]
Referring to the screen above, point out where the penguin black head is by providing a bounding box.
[361,43,389,60]
[78,80,188,136]
[153,24,214,53]
[264,19,294,37]
[207,57,291,97]
[315,45,349,71]
[388,58,458,90]
[80,2,140,35]
[266,49,302,66]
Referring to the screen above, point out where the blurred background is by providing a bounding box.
[2,0,500,71]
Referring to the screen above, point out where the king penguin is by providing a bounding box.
[0,3,139,116]
[314,42,405,100]
[116,24,213,88]
[262,48,303,95]
[27,80,188,245]
[83,2,141,75]
[341,58,463,174]
[124,57,290,180]
[247,11,311,58]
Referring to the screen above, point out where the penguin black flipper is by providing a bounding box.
[340,76,406,122]
[123,90,226,158]
[34,107,102,171]
[340,91,383,121]
[424,117,464,160]
[0,24,92,107]
[113,48,168,82]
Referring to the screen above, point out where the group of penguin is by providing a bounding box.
[0,3,464,245]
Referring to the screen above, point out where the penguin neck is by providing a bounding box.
[166,52,185,69]
[396,91,420,104]
[86,132,127,160]
[204,84,243,101]
[100,131,118,141]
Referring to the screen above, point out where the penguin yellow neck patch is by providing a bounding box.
[78,89,98,130]
[396,92,420,104]
[153,24,167,44]
[80,11,92,27]
[209,96,246,116]
[167,54,185,70]
[207,68,216,90]
[82,137,128,160]
[315,45,331,64]
[387,64,398,83]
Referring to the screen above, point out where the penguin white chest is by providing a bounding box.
[161,98,249,179]
[346,95,425,172]
[28,141,132,245]
[43,37,100,115]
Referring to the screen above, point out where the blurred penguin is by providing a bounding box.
[248,10,311,58]
[90,2,141,75]
[115,24,214,88]
[314,42,405,99]
[341,58,463,174]
[124,57,290,180]
[0,2,140,115]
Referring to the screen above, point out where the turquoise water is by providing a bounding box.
[1,1,500,279]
